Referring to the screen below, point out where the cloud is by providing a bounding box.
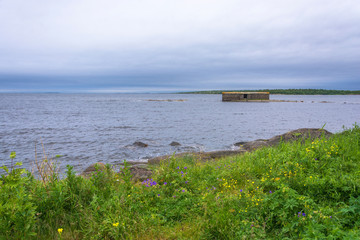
[0,0,359,91]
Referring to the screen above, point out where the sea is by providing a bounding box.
[1,93,359,174]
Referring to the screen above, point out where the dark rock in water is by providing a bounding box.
[81,162,106,176]
[170,141,181,146]
[129,166,152,181]
[133,141,148,148]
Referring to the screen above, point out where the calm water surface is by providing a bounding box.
[1,93,359,173]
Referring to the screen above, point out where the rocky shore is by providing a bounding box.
[82,128,333,181]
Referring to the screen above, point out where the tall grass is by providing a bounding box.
[1,124,360,239]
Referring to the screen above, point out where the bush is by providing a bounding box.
[1,124,360,239]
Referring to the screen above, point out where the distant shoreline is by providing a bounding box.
[178,89,360,95]
[1,89,360,95]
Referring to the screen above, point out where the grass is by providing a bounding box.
[1,124,360,239]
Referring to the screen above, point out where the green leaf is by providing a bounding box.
[0,165,9,173]
[10,151,16,159]
[284,199,298,209]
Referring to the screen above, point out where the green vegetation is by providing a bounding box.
[180,89,360,95]
[1,124,360,239]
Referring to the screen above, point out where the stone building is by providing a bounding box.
[222,92,270,102]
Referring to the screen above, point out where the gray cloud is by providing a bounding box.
[0,0,359,92]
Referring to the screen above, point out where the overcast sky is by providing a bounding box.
[0,0,359,92]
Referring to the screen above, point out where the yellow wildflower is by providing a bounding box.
[58,228,63,234]
[113,222,119,227]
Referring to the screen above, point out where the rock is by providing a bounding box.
[148,150,245,165]
[170,141,181,146]
[119,161,147,166]
[133,141,148,148]
[240,140,270,151]
[234,141,247,146]
[240,128,332,151]
[148,152,193,165]
[198,150,246,161]
[129,166,152,182]
[267,128,332,145]
[81,162,106,176]
[148,128,333,165]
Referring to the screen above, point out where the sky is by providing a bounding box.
[0,0,359,93]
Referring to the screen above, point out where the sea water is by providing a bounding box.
[1,93,359,173]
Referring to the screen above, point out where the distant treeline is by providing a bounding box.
[179,89,360,95]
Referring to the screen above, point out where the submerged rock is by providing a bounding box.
[132,141,148,148]
[169,141,181,146]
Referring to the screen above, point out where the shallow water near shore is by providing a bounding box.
[1,93,359,174]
